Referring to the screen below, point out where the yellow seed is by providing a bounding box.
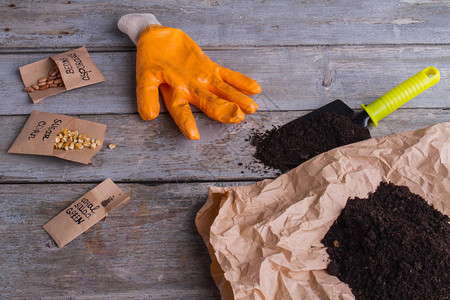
[108,143,116,150]
[54,129,102,151]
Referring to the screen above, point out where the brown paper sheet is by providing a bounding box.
[8,111,106,164]
[19,47,105,103]
[196,123,450,299]
[43,178,130,248]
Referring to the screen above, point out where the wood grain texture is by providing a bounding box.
[1,0,449,298]
[2,109,449,183]
[2,45,449,115]
[0,0,449,51]
[0,182,234,298]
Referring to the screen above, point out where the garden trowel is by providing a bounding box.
[301,66,440,137]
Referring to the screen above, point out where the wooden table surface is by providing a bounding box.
[1,1,449,298]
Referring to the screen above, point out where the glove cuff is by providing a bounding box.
[118,13,161,45]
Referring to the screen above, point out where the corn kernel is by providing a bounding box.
[54,129,102,151]
[108,143,116,150]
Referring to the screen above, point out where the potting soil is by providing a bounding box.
[250,112,370,172]
[321,182,450,299]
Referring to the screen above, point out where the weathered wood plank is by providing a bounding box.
[0,0,449,51]
[1,109,449,183]
[2,46,449,115]
[0,182,235,298]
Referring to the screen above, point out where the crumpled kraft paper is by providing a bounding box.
[196,123,450,300]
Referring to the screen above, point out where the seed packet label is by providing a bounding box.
[19,47,105,104]
[7,111,106,164]
[50,47,105,91]
[43,178,130,248]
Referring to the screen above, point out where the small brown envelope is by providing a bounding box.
[43,178,130,248]
[8,110,106,164]
[19,47,105,103]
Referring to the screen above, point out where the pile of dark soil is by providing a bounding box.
[250,112,370,173]
[322,182,450,299]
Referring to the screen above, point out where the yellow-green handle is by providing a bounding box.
[361,66,440,127]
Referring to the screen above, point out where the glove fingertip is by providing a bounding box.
[181,126,200,140]
[138,107,159,121]
[228,109,245,124]
[245,102,258,114]
[187,131,201,140]
[177,115,201,139]
[249,82,262,95]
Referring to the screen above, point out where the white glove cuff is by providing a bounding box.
[118,13,161,46]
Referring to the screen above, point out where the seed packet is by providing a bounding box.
[43,178,130,248]
[19,47,105,103]
[7,110,106,164]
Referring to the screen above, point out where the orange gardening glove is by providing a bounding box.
[118,14,261,139]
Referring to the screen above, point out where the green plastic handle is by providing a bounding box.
[361,66,440,127]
